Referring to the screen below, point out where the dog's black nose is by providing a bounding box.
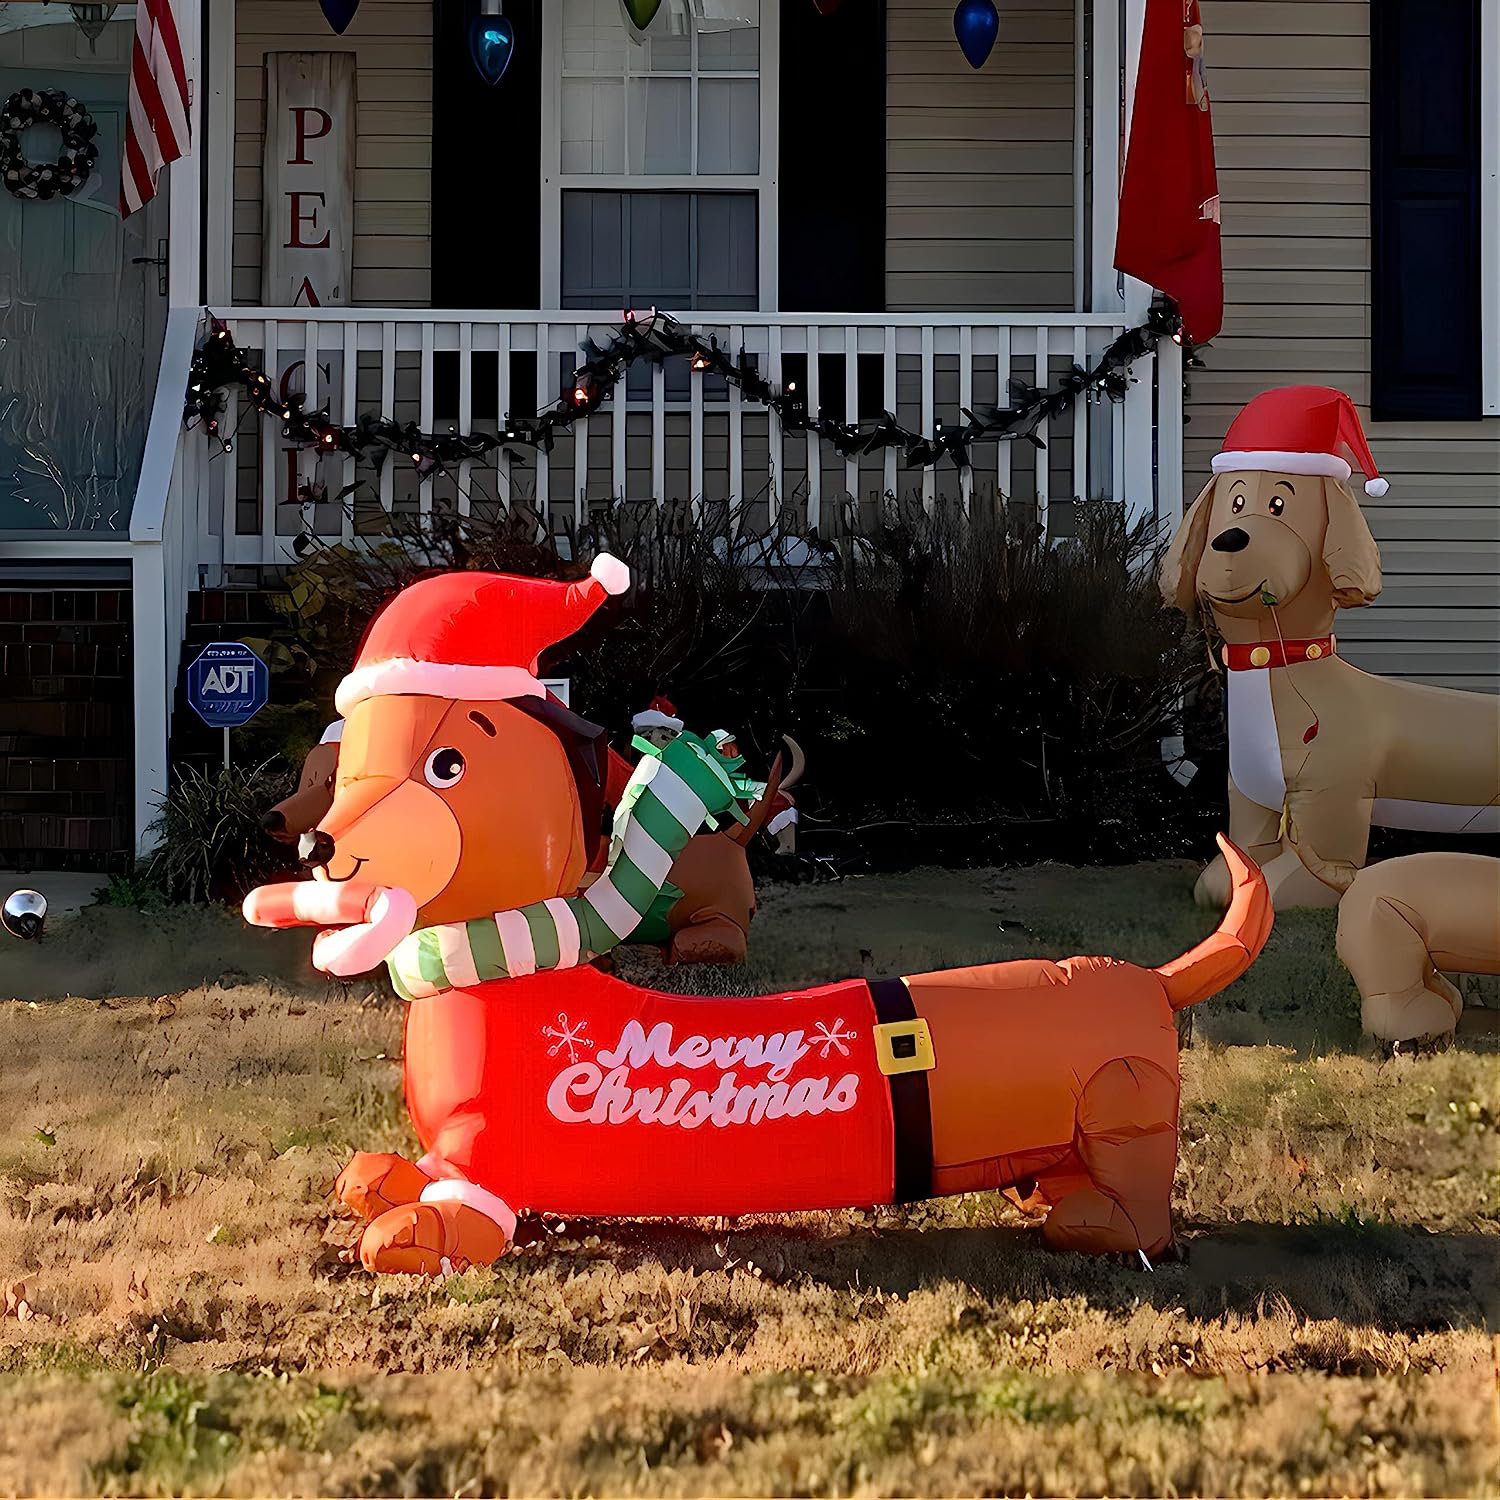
[1211,527,1251,553]
[298,829,336,868]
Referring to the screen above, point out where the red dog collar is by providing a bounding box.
[1221,636,1336,671]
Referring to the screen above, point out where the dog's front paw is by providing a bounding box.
[333,1151,431,1220]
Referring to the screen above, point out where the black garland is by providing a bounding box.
[184,305,1194,479]
[1,88,99,201]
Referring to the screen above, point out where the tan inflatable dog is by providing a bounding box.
[1162,387,1500,911]
[1337,853,1500,1045]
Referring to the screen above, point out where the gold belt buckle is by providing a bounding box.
[873,1018,935,1076]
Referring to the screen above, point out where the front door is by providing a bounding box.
[0,6,168,532]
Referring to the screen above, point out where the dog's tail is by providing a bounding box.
[1155,836,1273,1011]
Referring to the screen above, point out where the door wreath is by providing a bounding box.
[1,88,99,201]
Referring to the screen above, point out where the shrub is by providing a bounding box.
[250,497,1214,867]
[145,760,300,904]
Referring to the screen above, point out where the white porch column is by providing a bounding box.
[205,0,236,306]
[166,0,204,306]
[132,545,169,859]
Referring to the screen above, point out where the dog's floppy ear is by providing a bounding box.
[1160,476,1217,615]
[1322,477,1382,609]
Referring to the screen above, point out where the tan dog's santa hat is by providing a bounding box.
[1213,385,1389,497]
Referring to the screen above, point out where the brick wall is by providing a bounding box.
[0,583,133,870]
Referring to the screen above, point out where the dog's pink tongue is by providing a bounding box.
[243,881,417,977]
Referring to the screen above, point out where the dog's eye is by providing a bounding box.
[1267,496,1285,517]
[423,747,465,789]
[1231,495,1245,514]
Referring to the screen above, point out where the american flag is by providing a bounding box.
[121,0,191,217]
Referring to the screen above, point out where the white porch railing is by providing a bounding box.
[196,309,1179,573]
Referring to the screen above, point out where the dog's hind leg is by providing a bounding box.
[1041,1057,1181,1259]
[333,1152,432,1220]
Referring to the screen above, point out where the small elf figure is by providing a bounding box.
[630,696,684,753]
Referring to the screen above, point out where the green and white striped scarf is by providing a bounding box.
[387,730,745,1000]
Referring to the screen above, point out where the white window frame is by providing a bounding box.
[1482,0,1499,414]
[540,1,779,311]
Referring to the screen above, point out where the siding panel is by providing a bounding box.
[886,0,1075,312]
[1192,1,1500,689]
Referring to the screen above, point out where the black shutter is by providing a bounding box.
[1371,0,1482,421]
[432,0,542,308]
[778,0,886,312]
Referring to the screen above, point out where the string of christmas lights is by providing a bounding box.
[182,305,1197,481]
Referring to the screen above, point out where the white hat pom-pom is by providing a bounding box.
[590,552,631,596]
[1364,477,1389,498]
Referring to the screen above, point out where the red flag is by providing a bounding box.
[1113,0,1223,342]
[121,0,190,217]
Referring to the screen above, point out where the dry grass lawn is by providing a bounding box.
[0,860,1496,1497]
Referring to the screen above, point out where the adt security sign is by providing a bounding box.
[187,643,269,730]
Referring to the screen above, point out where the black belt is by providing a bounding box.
[868,975,934,1204]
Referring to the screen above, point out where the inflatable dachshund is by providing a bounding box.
[245,560,1272,1275]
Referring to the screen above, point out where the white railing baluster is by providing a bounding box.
[996,326,1012,510]
[379,320,395,518]
[920,324,935,513]
[1035,325,1050,534]
[573,322,588,529]
[651,355,665,508]
[844,329,859,520]
[221,377,237,558]
[806,325,822,532]
[301,319,318,538]
[1111,331,1126,512]
[496,322,511,513]
[341,319,357,543]
[534,325,550,537]
[689,330,704,523]
[1122,342,1156,530]
[882,326,896,505]
[259,318,278,562]
[959,324,974,518]
[610,343,627,507]
[767,324,783,524]
[1072,325,1088,514]
[458,321,474,518]
[728,323,744,527]
[419,322,435,515]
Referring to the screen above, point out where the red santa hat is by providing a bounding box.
[631,696,683,733]
[1211,386,1389,498]
[335,554,630,717]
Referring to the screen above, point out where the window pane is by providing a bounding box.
[562,192,757,314]
[561,0,630,73]
[695,194,758,308]
[698,2,760,71]
[638,11,691,72]
[629,193,693,299]
[562,193,627,305]
[627,78,692,174]
[561,80,625,173]
[697,79,759,173]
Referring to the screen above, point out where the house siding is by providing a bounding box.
[885,0,1077,312]
[233,0,432,306]
[1193,0,1500,690]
